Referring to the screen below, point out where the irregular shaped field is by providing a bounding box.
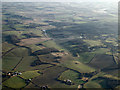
[58,70,85,85]
[32,66,68,88]
[38,54,58,63]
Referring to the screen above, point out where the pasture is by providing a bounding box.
[3,76,26,88]
[61,60,96,73]
[19,70,41,79]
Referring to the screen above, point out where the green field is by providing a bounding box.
[3,76,26,88]
[25,44,45,53]
[15,56,37,71]
[2,42,16,54]
[76,52,95,63]
[83,40,104,47]
[3,47,30,71]
[93,48,111,54]
[42,40,63,51]
[3,29,43,39]
[61,60,96,73]
[105,38,117,46]
[84,81,101,88]
[58,70,85,85]
[19,70,41,79]
[2,2,118,89]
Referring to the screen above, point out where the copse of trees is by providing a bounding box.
[22,33,41,38]
[23,23,47,28]
[33,48,59,55]
[31,60,43,66]
[5,35,20,44]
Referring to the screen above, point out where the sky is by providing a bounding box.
[1,0,120,2]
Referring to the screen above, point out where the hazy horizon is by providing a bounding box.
[1,0,119,2]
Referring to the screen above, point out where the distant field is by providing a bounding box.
[93,48,110,54]
[83,40,104,47]
[16,38,51,46]
[105,37,117,46]
[3,29,43,39]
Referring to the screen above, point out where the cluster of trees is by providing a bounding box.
[23,23,47,28]
[22,33,41,38]
[5,35,20,44]
[31,60,43,66]
[33,48,59,55]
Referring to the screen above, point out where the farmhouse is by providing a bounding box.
[81,77,89,81]
[64,79,72,85]
[51,52,68,57]
[78,85,82,89]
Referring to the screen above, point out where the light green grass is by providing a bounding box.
[93,48,110,54]
[58,70,85,85]
[16,56,53,71]
[11,47,29,57]
[61,60,95,73]
[19,70,41,79]
[105,38,117,46]
[83,40,104,47]
[26,44,44,53]
[42,40,63,50]
[3,76,26,88]
[74,21,87,24]
[101,34,108,37]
